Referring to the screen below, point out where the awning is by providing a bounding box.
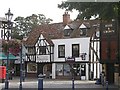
[0,52,17,60]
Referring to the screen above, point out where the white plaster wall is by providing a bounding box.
[52,37,90,62]
[86,63,89,80]
[52,63,56,79]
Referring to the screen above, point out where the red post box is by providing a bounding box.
[0,66,6,83]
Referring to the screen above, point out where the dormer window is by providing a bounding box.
[79,23,87,36]
[80,29,87,36]
[64,25,73,36]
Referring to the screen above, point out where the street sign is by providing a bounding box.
[65,57,75,63]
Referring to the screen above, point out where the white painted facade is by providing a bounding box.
[52,37,90,80]
[52,37,90,62]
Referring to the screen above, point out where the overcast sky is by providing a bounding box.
[0,0,78,23]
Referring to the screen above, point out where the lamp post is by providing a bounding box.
[19,44,23,90]
[4,8,13,90]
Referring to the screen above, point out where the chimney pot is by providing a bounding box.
[63,12,71,25]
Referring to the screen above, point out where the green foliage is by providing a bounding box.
[13,14,53,38]
[58,2,119,20]
[11,32,23,40]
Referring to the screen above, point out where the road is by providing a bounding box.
[0,78,119,90]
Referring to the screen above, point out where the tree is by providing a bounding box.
[12,14,53,39]
[1,39,21,56]
[58,2,119,20]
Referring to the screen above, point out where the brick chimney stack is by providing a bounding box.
[63,12,71,25]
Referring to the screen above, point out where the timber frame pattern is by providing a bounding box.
[89,27,100,79]
[25,34,54,63]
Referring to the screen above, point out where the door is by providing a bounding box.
[106,64,114,84]
[15,64,20,76]
[80,64,86,80]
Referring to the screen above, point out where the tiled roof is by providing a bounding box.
[24,19,100,46]
[24,23,65,46]
[70,20,100,38]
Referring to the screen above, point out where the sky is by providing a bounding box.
[0,0,79,23]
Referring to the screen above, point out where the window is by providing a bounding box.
[56,64,71,76]
[39,46,46,55]
[64,29,73,36]
[80,29,87,36]
[27,63,37,73]
[63,64,71,76]
[28,47,35,54]
[56,64,63,76]
[72,44,79,57]
[64,25,73,36]
[58,45,65,58]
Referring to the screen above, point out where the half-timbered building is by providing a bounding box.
[24,12,102,80]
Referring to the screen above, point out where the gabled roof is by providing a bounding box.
[24,23,65,46]
[64,25,73,30]
[24,19,100,46]
[79,23,87,29]
[70,20,100,38]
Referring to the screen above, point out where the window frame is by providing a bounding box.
[72,44,79,57]
[27,63,37,73]
[80,29,87,36]
[64,29,73,36]
[39,46,46,55]
[58,45,65,58]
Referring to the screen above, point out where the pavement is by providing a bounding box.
[0,77,119,90]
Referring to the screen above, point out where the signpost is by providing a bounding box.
[65,57,75,90]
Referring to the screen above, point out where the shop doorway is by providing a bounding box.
[43,64,52,78]
[106,64,114,84]
[80,64,86,80]
[72,63,86,80]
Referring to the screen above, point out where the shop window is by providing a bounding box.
[27,63,37,73]
[56,64,63,76]
[56,64,71,76]
[63,64,71,76]
[58,45,65,58]
[72,44,79,57]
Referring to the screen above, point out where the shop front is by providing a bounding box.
[55,63,87,80]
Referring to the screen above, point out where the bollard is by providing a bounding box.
[38,78,43,90]
[106,81,108,90]
[72,78,74,90]
[5,80,9,89]
[38,74,43,90]
[22,71,25,82]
